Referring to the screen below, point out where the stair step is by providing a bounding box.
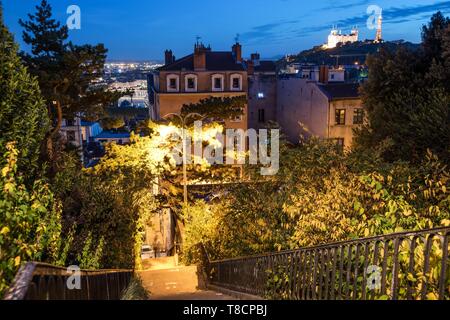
[139,266,204,297]
[141,256,177,270]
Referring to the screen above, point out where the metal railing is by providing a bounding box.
[4,262,133,300]
[207,227,450,300]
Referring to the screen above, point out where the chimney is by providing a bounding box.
[232,42,242,63]
[164,50,174,65]
[319,65,329,84]
[247,60,254,75]
[194,43,207,71]
[251,53,260,66]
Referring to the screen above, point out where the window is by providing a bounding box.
[230,74,242,91]
[353,108,364,124]
[335,109,346,125]
[212,74,224,91]
[330,74,335,80]
[231,115,242,122]
[184,75,197,92]
[66,119,75,126]
[215,78,222,89]
[257,92,265,99]
[258,109,265,123]
[233,78,240,89]
[166,75,179,92]
[67,130,76,142]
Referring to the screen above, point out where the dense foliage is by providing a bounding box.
[355,12,450,163]
[0,12,49,180]
[183,139,450,263]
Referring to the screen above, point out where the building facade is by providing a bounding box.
[277,67,363,149]
[247,53,277,130]
[149,42,248,131]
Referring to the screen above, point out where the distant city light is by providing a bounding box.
[258,93,265,98]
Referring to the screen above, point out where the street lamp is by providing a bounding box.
[162,112,204,206]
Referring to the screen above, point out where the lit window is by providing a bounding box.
[257,92,265,99]
[335,109,346,125]
[353,108,364,124]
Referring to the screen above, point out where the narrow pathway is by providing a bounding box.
[138,257,236,300]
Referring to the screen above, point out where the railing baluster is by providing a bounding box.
[406,237,417,299]
[361,242,370,300]
[421,234,434,299]
[390,237,402,300]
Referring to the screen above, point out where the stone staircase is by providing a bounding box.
[138,256,234,300]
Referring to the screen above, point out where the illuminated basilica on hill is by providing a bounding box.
[325,26,359,49]
[324,14,383,49]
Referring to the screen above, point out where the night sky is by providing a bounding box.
[3,0,450,61]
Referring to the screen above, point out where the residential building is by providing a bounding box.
[60,117,83,148]
[81,121,103,144]
[277,66,363,149]
[149,41,248,131]
[247,53,277,129]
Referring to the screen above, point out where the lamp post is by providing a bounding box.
[162,112,203,206]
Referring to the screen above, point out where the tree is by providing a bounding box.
[19,0,122,164]
[0,6,49,180]
[181,96,246,121]
[354,12,450,163]
[421,11,450,64]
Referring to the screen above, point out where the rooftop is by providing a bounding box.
[317,83,360,100]
[254,61,277,73]
[94,131,131,139]
[157,51,245,72]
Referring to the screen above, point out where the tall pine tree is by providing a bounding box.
[19,0,122,165]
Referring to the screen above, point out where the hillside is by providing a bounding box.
[278,40,420,68]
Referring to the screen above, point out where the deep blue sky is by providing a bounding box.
[3,0,450,61]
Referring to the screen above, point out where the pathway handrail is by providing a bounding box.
[4,262,133,300]
[208,227,450,300]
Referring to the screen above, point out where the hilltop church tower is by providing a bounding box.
[374,14,383,43]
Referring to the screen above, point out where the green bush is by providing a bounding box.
[0,143,62,297]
